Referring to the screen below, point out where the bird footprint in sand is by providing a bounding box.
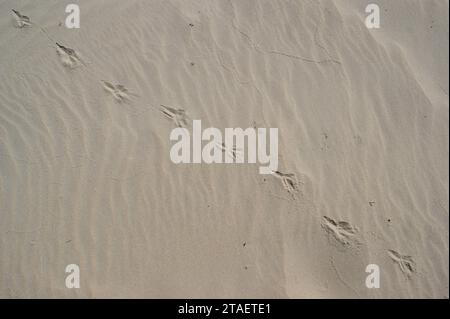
[160,104,189,128]
[321,216,358,245]
[56,43,83,68]
[101,81,136,103]
[272,170,299,195]
[388,250,415,278]
[214,142,243,160]
[12,9,31,28]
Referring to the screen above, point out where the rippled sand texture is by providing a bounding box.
[0,0,448,298]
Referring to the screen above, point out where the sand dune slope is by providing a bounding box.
[0,0,448,298]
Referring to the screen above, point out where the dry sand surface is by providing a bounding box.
[0,0,448,298]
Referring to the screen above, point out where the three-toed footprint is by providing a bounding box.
[56,42,84,68]
[387,250,416,278]
[160,104,189,128]
[321,216,359,246]
[101,81,136,103]
[214,142,243,161]
[272,170,299,195]
[12,9,31,28]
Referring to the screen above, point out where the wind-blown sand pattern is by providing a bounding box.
[0,0,448,298]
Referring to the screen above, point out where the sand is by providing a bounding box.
[0,0,448,298]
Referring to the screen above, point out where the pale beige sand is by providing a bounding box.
[0,0,448,298]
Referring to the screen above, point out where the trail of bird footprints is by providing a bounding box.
[321,215,417,278]
[12,9,136,105]
[11,8,417,287]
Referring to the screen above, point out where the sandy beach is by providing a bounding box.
[0,0,448,298]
